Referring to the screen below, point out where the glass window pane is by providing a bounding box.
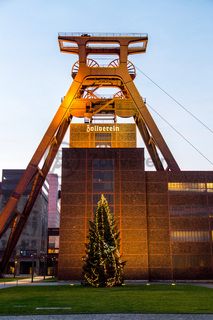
[171,230,210,242]
[93,193,114,205]
[93,171,114,182]
[95,133,111,141]
[93,182,114,192]
[168,182,206,192]
[93,159,114,170]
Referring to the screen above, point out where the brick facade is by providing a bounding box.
[58,148,213,280]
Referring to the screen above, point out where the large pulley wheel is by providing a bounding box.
[71,59,99,78]
[108,59,136,79]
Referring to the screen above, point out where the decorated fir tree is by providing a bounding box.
[82,194,125,287]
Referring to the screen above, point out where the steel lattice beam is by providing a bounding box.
[0,117,71,273]
[0,33,180,274]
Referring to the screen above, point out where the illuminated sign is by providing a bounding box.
[86,125,120,133]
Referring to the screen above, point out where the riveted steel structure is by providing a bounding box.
[0,33,180,273]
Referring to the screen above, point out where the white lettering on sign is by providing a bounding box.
[86,125,120,133]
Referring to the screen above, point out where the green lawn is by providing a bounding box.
[0,284,212,315]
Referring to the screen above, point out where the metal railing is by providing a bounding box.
[58,32,148,38]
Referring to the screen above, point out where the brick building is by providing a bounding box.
[58,123,213,280]
[0,170,48,274]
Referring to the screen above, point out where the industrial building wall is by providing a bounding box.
[58,150,213,280]
[168,171,213,280]
[145,172,173,280]
[58,148,148,280]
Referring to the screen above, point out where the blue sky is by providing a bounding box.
[0,0,213,176]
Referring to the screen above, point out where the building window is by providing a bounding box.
[93,171,114,182]
[168,182,213,193]
[92,159,114,213]
[207,183,213,192]
[95,133,112,148]
[93,182,114,192]
[168,182,208,192]
[48,235,59,249]
[31,240,37,249]
[171,230,210,242]
[170,205,209,217]
[95,133,111,141]
[93,193,114,205]
[20,240,29,249]
[173,255,209,268]
[48,236,59,253]
[93,159,114,170]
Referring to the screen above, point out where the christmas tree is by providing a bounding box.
[82,194,125,287]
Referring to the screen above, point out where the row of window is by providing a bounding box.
[95,133,111,141]
[171,231,210,242]
[169,205,210,217]
[173,255,210,268]
[168,182,213,192]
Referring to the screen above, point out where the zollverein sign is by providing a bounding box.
[86,125,120,133]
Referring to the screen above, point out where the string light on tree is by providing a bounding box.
[82,194,125,288]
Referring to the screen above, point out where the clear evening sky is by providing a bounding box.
[0,0,213,177]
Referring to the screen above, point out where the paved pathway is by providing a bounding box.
[1,278,213,290]
[0,315,213,320]
[0,277,76,289]
[193,283,213,289]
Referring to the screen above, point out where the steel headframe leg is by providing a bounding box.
[0,77,83,274]
[123,79,180,172]
[0,116,72,273]
[134,114,164,171]
[0,78,82,240]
